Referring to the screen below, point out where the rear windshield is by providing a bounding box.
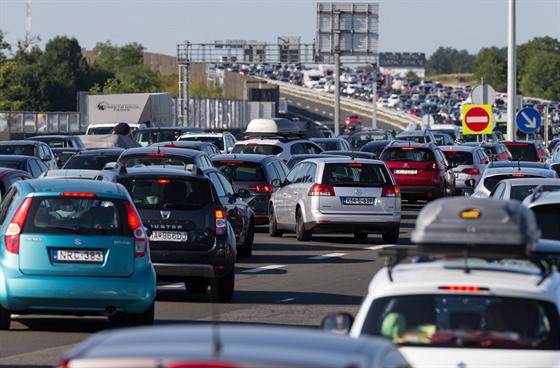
[24,197,125,236]
[510,185,560,202]
[321,163,391,187]
[0,145,35,156]
[443,150,474,165]
[119,177,212,210]
[360,294,559,349]
[381,148,435,162]
[231,144,282,156]
[0,160,23,170]
[214,161,265,182]
[63,154,120,170]
[178,136,224,150]
[135,130,184,147]
[483,175,542,191]
[118,155,193,168]
[504,144,539,161]
[531,204,560,240]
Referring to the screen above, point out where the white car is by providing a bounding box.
[322,197,560,368]
[387,94,400,108]
[177,131,237,154]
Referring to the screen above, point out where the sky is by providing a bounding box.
[0,0,559,59]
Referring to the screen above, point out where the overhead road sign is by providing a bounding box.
[516,107,541,134]
[462,105,493,134]
[379,52,426,68]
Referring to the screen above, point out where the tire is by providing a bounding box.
[210,270,235,303]
[185,277,210,293]
[238,219,254,258]
[108,312,134,324]
[132,303,155,326]
[382,229,400,244]
[354,232,368,242]
[0,305,10,330]
[296,209,312,241]
[268,206,283,237]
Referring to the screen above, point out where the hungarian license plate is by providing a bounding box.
[150,231,188,242]
[343,197,375,205]
[53,249,104,263]
[394,169,417,175]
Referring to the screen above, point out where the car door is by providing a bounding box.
[284,162,314,227]
[274,163,306,225]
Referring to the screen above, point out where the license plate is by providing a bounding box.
[53,250,104,263]
[150,231,188,242]
[343,197,375,205]
[394,169,417,175]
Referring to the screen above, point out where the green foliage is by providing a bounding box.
[472,47,507,92]
[426,47,475,75]
[520,50,560,100]
[191,81,223,98]
[405,70,420,80]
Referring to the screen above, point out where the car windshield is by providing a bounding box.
[178,136,224,150]
[510,185,560,202]
[361,294,559,349]
[484,174,542,191]
[321,163,390,187]
[135,130,184,146]
[232,144,282,156]
[0,145,35,156]
[443,151,474,165]
[381,148,434,162]
[0,160,23,170]
[505,145,539,161]
[214,162,265,182]
[63,154,121,170]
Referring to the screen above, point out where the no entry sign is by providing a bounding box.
[462,104,493,134]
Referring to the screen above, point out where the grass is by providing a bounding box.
[426,73,479,87]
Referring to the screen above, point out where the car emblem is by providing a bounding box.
[355,189,362,195]
[161,211,171,220]
[403,162,408,168]
[74,238,82,246]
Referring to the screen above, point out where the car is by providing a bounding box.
[0,179,156,330]
[51,147,84,168]
[428,123,461,141]
[360,139,398,158]
[380,141,456,201]
[268,157,401,243]
[461,141,513,162]
[0,167,32,200]
[0,139,58,170]
[177,131,238,154]
[310,137,351,151]
[111,166,237,303]
[0,154,50,178]
[286,153,340,169]
[502,140,550,162]
[440,145,490,195]
[469,165,559,198]
[321,150,379,160]
[27,134,85,149]
[431,131,455,146]
[116,146,214,170]
[57,323,411,368]
[522,188,560,241]
[38,168,105,180]
[489,177,560,202]
[232,138,323,163]
[343,112,362,127]
[62,148,125,170]
[151,140,221,156]
[211,154,289,226]
[346,129,396,151]
[322,197,560,368]
[395,129,437,144]
[133,127,205,147]
[202,166,255,257]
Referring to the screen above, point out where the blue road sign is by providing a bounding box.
[516,107,541,134]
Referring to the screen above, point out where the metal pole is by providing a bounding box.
[507,0,517,142]
[334,53,341,136]
[372,63,377,129]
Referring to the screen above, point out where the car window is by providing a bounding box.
[322,163,390,186]
[0,145,35,156]
[382,148,434,162]
[28,159,42,177]
[271,160,289,179]
[119,155,192,168]
[215,162,265,182]
[443,150,473,165]
[505,144,539,161]
[531,204,560,240]
[232,144,282,156]
[293,163,311,183]
[0,187,20,224]
[216,172,235,195]
[64,155,121,170]
[208,172,227,197]
[286,163,304,183]
[489,182,506,198]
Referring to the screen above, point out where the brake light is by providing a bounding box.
[147,153,166,157]
[381,185,400,197]
[124,201,147,257]
[168,362,240,368]
[5,197,32,254]
[219,160,244,164]
[215,209,227,235]
[348,163,362,167]
[308,183,335,196]
[157,179,171,184]
[461,168,480,175]
[164,144,177,148]
[425,162,438,171]
[438,286,489,292]
[248,184,272,193]
[402,147,414,150]
[61,192,96,198]
[511,174,526,177]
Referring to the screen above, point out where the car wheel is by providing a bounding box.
[296,209,312,241]
[132,303,155,326]
[185,277,210,293]
[210,270,235,303]
[354,232,368,242]
[268,206,283,237]
[238,218,254,258]
[0,304,11,330]
[382,229,400,244]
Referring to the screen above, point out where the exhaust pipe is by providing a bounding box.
[102,306,117,316]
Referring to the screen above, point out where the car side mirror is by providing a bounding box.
[41,154,52,161]
[143,224,152,237]
[270,178,282,187]
[320,312,354,334]
[465,178,476,188]
[450,161,458,169]
[237,188,251,198]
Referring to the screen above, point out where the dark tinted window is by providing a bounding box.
[215,161,265,182]
[504,144,539,161]
[483,174,542,191]
[0,145,35,156]
[322,163,390,186]
[232,144,282,156]
[531,204,560,240]
[118,155,193,168]
[443,151,474,165]
[0,160,23,170]
[381,148,434,162]
[178,136,224,150]
[64,154,121,169]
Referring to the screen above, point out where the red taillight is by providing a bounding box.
[5,197,32,254]
[425,162,438,171]
[164,144,177,148]
[381,185,401,197]
[147,152,167,157]
[438,286,489,292]
[168,362,241,368]
[157,179,171,184]
[511,173,526,177]
[308,183,335,196]
[461,168,480,175]
[61,192,96,198]
[124,201,147,257]
[219,160,244,164]
[215,209,227,235]
[248,184,272,193]
[348,163,362,167]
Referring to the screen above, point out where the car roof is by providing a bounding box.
[112,166,209,180]
[75,148,125,155]
[523,190,560,208]
[482,167,556,176]
[40,169,103,179]
[0,140,44,146]
[0,154,38,161]
[296,156,385,165]
[15,178,127,197]
[211,153,284,163]
[120,146,208,157]
[498,177,560,186]
[487,161,549,169]
[384,141,434,149]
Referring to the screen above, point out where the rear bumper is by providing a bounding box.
[398,185,444,200]
[306,212,400,234]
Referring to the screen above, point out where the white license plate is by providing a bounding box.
[150,231,188,242]
[53,250,104,263]
[394,169,418,175]
[343,197,375,205]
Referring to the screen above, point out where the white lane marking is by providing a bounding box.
[160,282,184,288]
[242,264,286,273]
[366,244,396,251]
[309,252,347,260]
[280,298,296,302]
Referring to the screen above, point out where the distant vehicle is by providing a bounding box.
[310,137,351,151]
[116,146,214,170]
[343,113,362,127]
[502,140,550,163]
[152,140,221,156]
[347,129,396,151]
[176,131,237,154]
[440,145,490,195]
[86,122,147,135]
[28,135,85,149]
[489,177,560,202]
[0,140,58,170]
[133,127,205,147]
[51,147,84,169]
[522,188,560,241]
[62,148,125,170]
[0,154,50,178]
[0,167,32,200]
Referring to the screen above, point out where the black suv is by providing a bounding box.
[62,148,125,170]
[211,154,289,226]
[108,166,237,303]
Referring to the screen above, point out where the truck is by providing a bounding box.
[79,92,175,134]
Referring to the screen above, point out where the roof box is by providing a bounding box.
[245,118,301,137]
[411,197,541,257]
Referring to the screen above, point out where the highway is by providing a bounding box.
[0,203,423,367]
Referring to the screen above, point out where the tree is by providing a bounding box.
[472,47,507,92]
[520,50,560,100]
[426,47,475,75]
[0,30,11,63]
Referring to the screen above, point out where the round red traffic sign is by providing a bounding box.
[464,107,490,132]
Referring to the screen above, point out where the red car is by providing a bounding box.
[380,141,456,201]
[502,140,550,162]
[343,113,362,127]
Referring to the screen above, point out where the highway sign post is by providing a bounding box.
[470,84,496,105]
[462,105,493,135]
[516,107,541,134]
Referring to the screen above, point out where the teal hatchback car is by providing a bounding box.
[0,179,156,330]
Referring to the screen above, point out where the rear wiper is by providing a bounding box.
[42,225,83,234]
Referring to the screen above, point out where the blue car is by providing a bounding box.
[0,179,156,330]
